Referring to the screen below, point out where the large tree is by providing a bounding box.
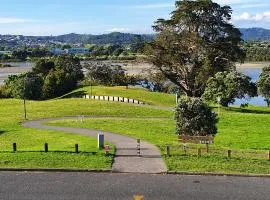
[257,66,270,107]
[145,0,245,97]
[203,71,257,107]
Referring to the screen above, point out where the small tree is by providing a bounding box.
[203,71,257,107]
[175,97,218,136]
[84,62,127,86]
[257,66,270,107]
[5,72,43,100]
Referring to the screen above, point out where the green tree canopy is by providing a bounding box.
[203,71,257,107]
[257,66,270,107]
[175,97,218,136]
[145,0,245,97]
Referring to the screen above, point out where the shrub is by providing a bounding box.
[175,97,218,136]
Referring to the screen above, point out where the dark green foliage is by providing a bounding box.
[145,0,245,97]
[175,97,218,136]
[203,71,257,107]
[84,62,130,86]
[5,55,84,100]
[243,41,270,61]
[11,50,28,61]
[5,72,43,100]
[257,66,270,107]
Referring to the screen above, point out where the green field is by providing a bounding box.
[1,86,270,174]
[63,86,176,107]
[49,113,270,174]
[0,97,170,169]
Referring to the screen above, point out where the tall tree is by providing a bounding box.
[203,71,257,107]
[145,0,245,97]
[257,66,270,107]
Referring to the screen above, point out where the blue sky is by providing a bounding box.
[0,0,270,36]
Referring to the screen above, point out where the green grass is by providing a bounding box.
[48,107,270,174]
[0,98,171,169]
[63,86,176,107]
[1,86,270,174]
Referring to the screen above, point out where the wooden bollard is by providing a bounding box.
[206,143,209,153]
[128,98,130,103]
[13,143,17,152]
[117,97,120,102]
[75,144,79,153]
[44,143,48,152]
[268,150,270,161]
[228,150,232,158]
[133,99,135,103]
[113,96,115,101]
[137,139,141,157]
[108,96,110,101]
[138,100,140,104]
[123,97,125,102]
[166,145,171,157]
[198,148,201,157]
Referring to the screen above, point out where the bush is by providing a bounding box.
[175,97,218,136]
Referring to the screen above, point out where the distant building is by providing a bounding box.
[67,48,90,55]
[50,48,66,55]
[0,51,12,55]
[50,48,90,55]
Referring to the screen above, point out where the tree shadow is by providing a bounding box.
[224,107,270,115]
[0,130,5,135]
[61,91,87,99]
[0,150,98,155]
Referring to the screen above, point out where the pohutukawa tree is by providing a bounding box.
[257,66,270,107]
[145,0,245,97]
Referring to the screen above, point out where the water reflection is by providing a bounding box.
[235,67,264,106]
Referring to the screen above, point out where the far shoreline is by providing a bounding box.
[236,62,270,68]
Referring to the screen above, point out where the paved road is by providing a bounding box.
[23,117,167,174]
[1,172,270,200]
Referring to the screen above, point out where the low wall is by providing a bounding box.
[83,95,145,105]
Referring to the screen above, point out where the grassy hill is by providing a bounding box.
[63,86,176,107]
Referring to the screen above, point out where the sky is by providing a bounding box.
[0,0,270,36]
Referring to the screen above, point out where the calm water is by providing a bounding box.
[0,62,266,106]
[235,67,265,106]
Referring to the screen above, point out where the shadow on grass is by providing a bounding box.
[0,150,99,155]
[57,91,87,99]
[224,107,270,114]
[0,130,5,135]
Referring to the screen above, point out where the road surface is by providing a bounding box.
[1,172,269,200]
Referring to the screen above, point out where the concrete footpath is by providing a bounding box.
[22,117,167,174]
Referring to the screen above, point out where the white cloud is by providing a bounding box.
[0,17,37,24]
[232,12,270,22]
[105,28,131,33]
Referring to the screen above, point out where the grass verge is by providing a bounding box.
[49,113,270,174]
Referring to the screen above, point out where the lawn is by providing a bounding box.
[62,86,176,107]
[49,106,270,174]
[1,87,270,174]
[0,98,172,169]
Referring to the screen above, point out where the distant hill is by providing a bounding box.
[240,28,270,41]
[52,32,155,45]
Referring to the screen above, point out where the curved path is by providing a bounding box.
[22,117,168,174]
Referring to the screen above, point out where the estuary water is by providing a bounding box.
[235,67,264,106]
[0,61,268,106]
